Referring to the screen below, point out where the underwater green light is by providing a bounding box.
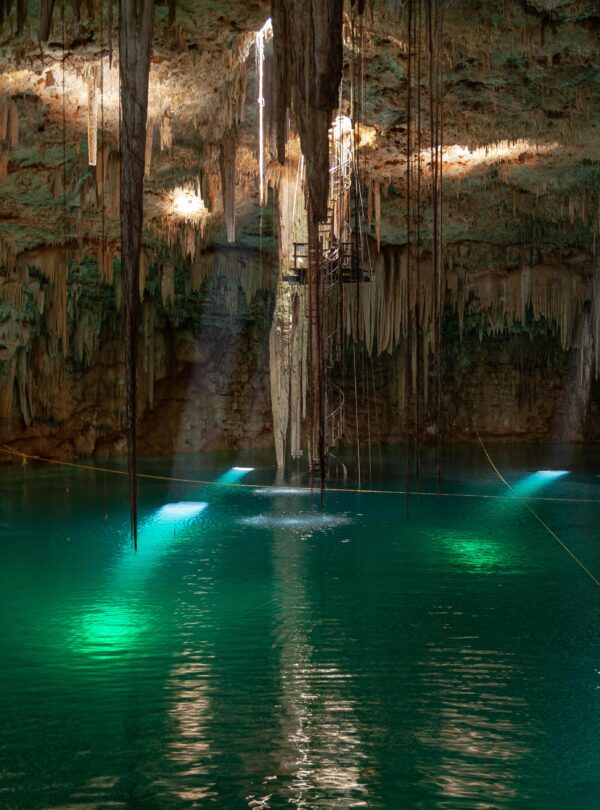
[452,535,505,569]
[75,603,147,659]
[435,529,509,572]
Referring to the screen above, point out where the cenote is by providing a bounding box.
[1,446,599,809]
[2,2,600,808]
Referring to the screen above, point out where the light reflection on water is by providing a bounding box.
[240,514,352,529]
[416,643,532,805]
[252,487,313,497]
[432,529,518,572]
[0,448,598,809]
[271,513,368,808]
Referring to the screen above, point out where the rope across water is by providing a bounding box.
[474,428,600,590]
[2,441,600,507]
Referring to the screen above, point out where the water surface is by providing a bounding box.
[1,446,599,809]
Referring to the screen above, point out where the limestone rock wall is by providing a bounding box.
[0,255,275,463]
[0,314,273,462]
[338,322,597,450]
[3,295,600,467]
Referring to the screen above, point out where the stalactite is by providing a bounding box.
[270,163,308,467]
[0,234,17,274]
[86,65,99,166]
[422,328,433,405]
[16,0,27,35]
[17,248,69,356]
[7,98,18,147]
[577,306,593,430]
[1,97,19,150]
[98,242,114,285]
[49,165,63,198]
[95,142,110,203]
[0,237,25,324]
[39,0,55,41]
[374,180,381,252]
[161,263,175,306]
[0,277,21,309]
[74,309,99,366]
[144,118,154,176]
[25,336,65,423]
[114,267,122,311]
[223,59,248,130]
[269,313,290,467]
[333,254,595,380]
[219,125,237,243]
[0,143,9,183]
[255,19,272,206]
[108,0,113,67]
[205,170,219,212]
[159,110,173,152]
[0,98,7,141]
[0,356,16,420]
[343,245,441,358]
[189,248,275,313]
[271,0,346,222]
[120,0,155,547]
[142,300,155,410]
[139,248,148,299]
[16,346,31,427]
[105,151,121,218]
[589,262,600,386]
[177,223,196,261]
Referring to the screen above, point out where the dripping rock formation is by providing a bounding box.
[0,0,599,463]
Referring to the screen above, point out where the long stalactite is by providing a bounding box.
[119,0,155,548]
[39,0,56,40]
[271,0,345,223]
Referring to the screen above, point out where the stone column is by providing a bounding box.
[269,160,308,468]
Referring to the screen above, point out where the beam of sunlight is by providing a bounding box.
[255,18,273,205]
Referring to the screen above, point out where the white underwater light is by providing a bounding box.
[513,469,569,497]
[218,466,255,484]
[157,502,208,519]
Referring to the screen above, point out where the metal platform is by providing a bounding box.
[283,241,373,285]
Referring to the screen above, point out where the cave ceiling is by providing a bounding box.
[0,0,598,267]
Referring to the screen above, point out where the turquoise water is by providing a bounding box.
[0,446,599,809]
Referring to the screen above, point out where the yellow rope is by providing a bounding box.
[475,428,600,590]
[2,440,600,506]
